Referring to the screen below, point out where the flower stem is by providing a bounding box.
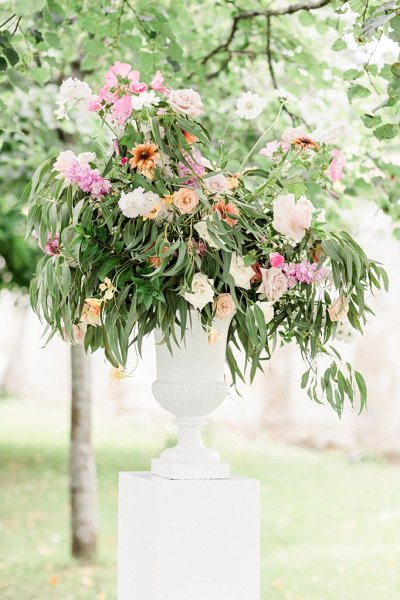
[239,104,283,171]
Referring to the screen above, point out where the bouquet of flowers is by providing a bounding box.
[25,62,387,415]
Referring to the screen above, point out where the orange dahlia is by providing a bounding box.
[128,143,159,179]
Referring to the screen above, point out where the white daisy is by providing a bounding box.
[235,92,265,120]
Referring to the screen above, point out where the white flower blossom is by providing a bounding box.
[131,90,160,111]
[118,187,161,219]
[334,320,356,344]
[229,254,254,289]
[273,89,297,104]
[55,77,93,120]
[184,273,214,310]
[194,220,219,248]
[235,92,265,120]
[255,301,275,324]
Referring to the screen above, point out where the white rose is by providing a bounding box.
[184,273,214,310]
[205,173,229,193]
[168,88,204,117]
[255,301,275,324]
[229,254,254,290]
[272,194,314,242]
[194,220,219,249]
[258,267,288,302]
[118,187,160,218]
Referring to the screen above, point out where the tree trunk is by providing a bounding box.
[69,342,98,560]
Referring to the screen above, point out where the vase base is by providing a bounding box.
[151,458,230,480]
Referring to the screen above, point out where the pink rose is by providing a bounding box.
[329,149,345,182]
[273,194,314,242]
[258,267,288,302]
[213,293,236,319]
[269,252,285,268]
[168,89,204,117]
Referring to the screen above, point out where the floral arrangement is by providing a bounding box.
[25,62,387,415]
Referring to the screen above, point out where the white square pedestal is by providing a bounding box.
[118,472,260,600]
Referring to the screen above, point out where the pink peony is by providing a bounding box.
[272,194,314,242]
[150,71,168,93]
[329,149,345,182]
[111,95,132,125]
[258,267,288,302]
[269,252,285,268]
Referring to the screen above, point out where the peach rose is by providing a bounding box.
[328,296,349,322]
[258,267,288,302]
[273,194,314,242]
[173,188,199,214]
[214,293,236,319]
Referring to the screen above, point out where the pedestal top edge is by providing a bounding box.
[119,471,260,484]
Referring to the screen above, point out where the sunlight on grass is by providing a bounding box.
[1,398,400,599]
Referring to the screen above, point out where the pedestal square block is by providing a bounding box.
[118,472,260,600]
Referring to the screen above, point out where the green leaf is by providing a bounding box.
[332,39,347,52]
[391,62,400,78]
[348,84,371,102]
[373,123,398,140]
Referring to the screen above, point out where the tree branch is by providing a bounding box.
[201,0,333,67]
[265,16,302,126]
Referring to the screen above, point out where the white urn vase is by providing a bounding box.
[151,311,232,480]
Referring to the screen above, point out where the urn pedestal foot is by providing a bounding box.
[151,415,230,479]
[117,472,260,600]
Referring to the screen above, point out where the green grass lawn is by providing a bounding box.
[1,398,399,600]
